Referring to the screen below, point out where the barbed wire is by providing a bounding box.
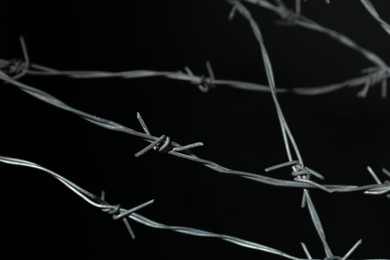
[0,46,388,99]
[1,155,384,260]
[0,70,389,196]
[1,0,389,259]
[230,1,333,258]
[2,0,390,100]
[229,1,389,259]
[243,0,390,98]
[0,155,306,260]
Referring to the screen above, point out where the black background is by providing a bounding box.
[0,1,390,259]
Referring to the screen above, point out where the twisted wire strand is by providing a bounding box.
[1,18,388,99]
[360,0,390,36]
[229,0,303,171]
[2,0,389,98]
[244,0,387,68]
[0,58,281,93]
[1,56,387,98]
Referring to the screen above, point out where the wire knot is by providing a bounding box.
[100,192,154,239]
[134,112,204,157]
[0,37,30,79]
[291,164,324,180]
[265,160,324,180]
[182,61,215,93]
[274,5,300,26]
[0,59,26,77]
[104,204,121,215]
[197,75,214,93]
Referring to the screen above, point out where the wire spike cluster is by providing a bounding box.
[103,197,155,239]
[181,61,216,93]
[135,112,204,157]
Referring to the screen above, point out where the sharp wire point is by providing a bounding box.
[341,239,363,260]
[137,112,151,135]
[300,242,312,259]
[228,4,238,20]
[305,167,325,180]
[122,218,136,239]
[301,192,307,208]
[184,66,194,76]
[382,168,390,178]
[205,60,215,89]
[265,160,299,172]
[296,0,301,16]
[19,36,30,68]
[113,199,155,220]
[367,166,382,184]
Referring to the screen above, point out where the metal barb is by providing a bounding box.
[367,166,382,184]
[137,112,151,135]
[382,168,390,178]
[300,242,312,259]
[112,199,154,220]
[229,4,238,20]
[122,218,136,239]
[265,160,299,172]
[111,199,154,239]
[341,239,363,260]
[295,0,301,16]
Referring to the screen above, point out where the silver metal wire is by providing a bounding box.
[0,71,389,196]
[0,155,306,260]
[0,1,389,259]
[360,0,390,36]
[228,2,389,260]
[243,0,390,98]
